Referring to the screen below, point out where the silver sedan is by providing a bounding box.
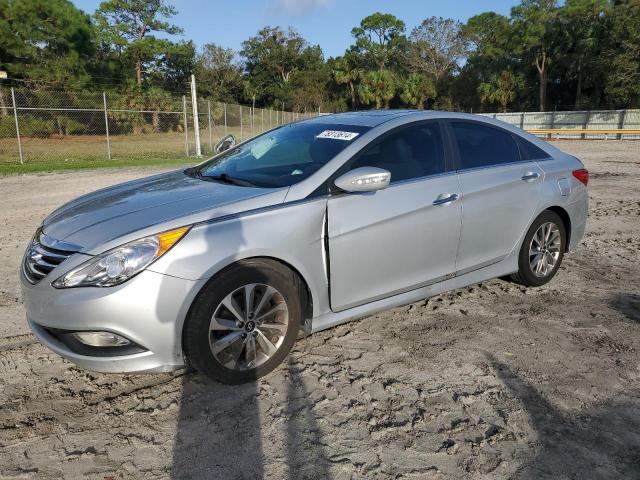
[21,111,588,384]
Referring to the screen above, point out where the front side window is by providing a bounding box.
[451,121,520,170]
[194,123,370,187]
[348,122,446,183]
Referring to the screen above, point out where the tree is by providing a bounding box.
[555,0,610,108]
[511,0,558,111]
[94,0,183,86]
[351,13,406,71]
[406,17,468,88]
[332,50,363,109]
[478,70,524,111]
[148,40,195,91]
[0,0,95,87]
[195,43,243,101]
[241,27,324,107]
[601,0,640,108]
[358,70,396,109]
[400,73,436,109]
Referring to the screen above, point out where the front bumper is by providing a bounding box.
[21,264,205,373]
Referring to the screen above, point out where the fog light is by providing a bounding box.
[71,331,131,347]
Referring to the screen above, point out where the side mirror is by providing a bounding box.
[214,134,236,153]
[334,167,391,193]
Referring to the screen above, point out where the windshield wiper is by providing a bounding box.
[206,173,256,187]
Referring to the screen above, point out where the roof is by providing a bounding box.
[303,110,423,127]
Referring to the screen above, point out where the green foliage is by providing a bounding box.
[351,13,406,71]
[2,0,640,114]
[93,0,184,86]
[601,0,640,108]
[240,26,327,109]
[0,0,95,87]
[478,71,524,112]
[358,70,397,109]
[195,44,244,102]
[400,73,436,109]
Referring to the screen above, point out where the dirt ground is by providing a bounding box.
[1,141,639,479]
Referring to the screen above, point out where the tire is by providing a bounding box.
[510,210,567,287]
[183,259,301,384]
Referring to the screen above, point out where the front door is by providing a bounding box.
[327,121,462,311]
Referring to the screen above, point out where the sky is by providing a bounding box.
[73,0,519,59]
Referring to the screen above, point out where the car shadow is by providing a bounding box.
[609,293,640,323]
[170,355,331,479]
[284,355,331,479]
[486,353,640,479]
[170,372,265,479]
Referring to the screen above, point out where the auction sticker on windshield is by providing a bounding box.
[316,130,360,141]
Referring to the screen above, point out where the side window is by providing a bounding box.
[450,121,520,170]
[516,136,550,160]
[351,122,446,183]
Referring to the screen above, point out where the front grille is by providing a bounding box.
[23,233,77,284]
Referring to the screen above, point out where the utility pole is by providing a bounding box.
[190,74,201,157]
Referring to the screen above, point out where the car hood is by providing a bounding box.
[42,169,287,253]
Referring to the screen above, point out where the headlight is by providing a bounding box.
[52,226,190,288]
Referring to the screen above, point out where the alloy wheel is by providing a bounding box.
[209,283,289,370]
[529,222,562,278]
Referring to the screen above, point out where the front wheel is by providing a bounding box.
[510,211,566,287]
[183,260,301,384]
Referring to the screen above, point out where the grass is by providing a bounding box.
[0,126,271,175]
[0,156,197,175]
[0,131,220,175]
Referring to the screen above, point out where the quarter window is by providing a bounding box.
[349,122,446,183]
[451,122,520,169]
[516,136,550,160]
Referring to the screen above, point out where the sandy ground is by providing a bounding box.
[0,141,639,479]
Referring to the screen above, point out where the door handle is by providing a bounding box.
[433,193,459,206]
[521,172,540,181]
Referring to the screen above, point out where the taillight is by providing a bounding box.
[572,169,589,186]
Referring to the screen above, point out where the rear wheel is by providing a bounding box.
[510,210,566,287]
[183,260,301,384]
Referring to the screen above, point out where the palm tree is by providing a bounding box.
[478,71,524,112]
[358,70,396,109]
[334,62,363,109]
[400,73,436,109]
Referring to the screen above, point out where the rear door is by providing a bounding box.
[327,121,461,311]
[447,121,544,274]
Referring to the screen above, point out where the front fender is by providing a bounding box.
[148,198,330,318]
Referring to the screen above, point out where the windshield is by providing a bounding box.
[192,122,371,188]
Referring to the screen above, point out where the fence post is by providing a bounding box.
[222,103,227,135]
[618,109,627,140]
[182,95,189,157]
[11,87,23,164]
[207,100,213,152]
[261,108,264,133]
[190,75,201,157]
[240,105,243,140]
[583,110,591,140]
[269,109,272,128]
[102,92,111,160]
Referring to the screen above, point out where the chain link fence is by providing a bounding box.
[0,86,318,166]
[2,86,639,168]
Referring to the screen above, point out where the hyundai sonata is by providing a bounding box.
[21,111,588,384]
